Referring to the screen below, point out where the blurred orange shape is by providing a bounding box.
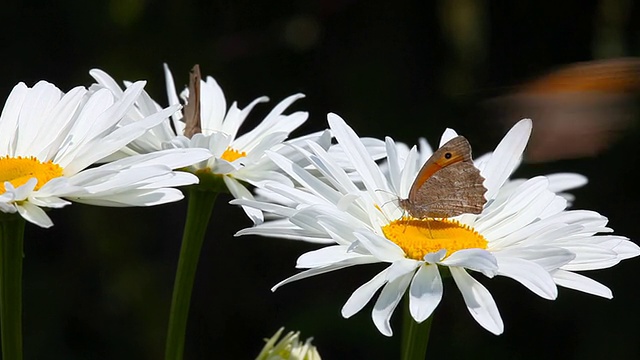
[490,58,640,162]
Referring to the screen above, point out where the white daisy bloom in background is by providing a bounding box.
[235,114,640,336]
[0,80,212,228]
[89,65,327,224]
[255,327,321,360]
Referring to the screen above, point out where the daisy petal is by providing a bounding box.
[612,238,640,260]
[0,83,28,152]
[328,113,388,201]
[224,176,264,225]
[372,272,413,336]
[297,245,371,268]
[272,256,379,292]
[451,267,504,335]
[482,119,532,200]
[16,201,53,228]
[342,269,389,318]
[552,269,612,298]
[496,257,558,299]
[440,249,498,276]
[409,264,443,322]
[546,173,588,192]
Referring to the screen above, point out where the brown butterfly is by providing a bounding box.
[399,136,487,218]
[183,64,202,138]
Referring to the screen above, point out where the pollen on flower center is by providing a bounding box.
[0,156,64,194]
[221,147,246,162]
[382,217,487,260]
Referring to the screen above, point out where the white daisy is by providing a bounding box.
[255,327,321,360]
[235,114,640,336]
[89,65,326,224]
[0,80,211,228]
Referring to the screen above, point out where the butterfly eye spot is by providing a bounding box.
[444,152,452,159]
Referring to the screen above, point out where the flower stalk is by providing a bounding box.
[164,186,218,360]
[0,214,25,360]
[401,295,433,360]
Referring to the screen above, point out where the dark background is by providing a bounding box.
[3,0,640,358]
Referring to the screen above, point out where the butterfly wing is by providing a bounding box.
[183,64,202,138]
[410,161,486,218]
[407,136,472,200]
[402,136,486,218]
[490,58,640,162]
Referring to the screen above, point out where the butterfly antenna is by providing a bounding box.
[374,189,403,212]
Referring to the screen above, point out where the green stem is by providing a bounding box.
[400,295,433,360]
[0,215,25,360]
[164,188,218,360]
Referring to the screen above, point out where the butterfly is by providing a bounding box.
[183,64,202,138]
[399,136,487,218]
[488,57,640,162]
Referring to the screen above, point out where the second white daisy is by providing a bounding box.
[89,65,324,224]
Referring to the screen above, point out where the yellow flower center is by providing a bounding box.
[0,156,64,194]
[382,217,487,260]
[221,147,246,162]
